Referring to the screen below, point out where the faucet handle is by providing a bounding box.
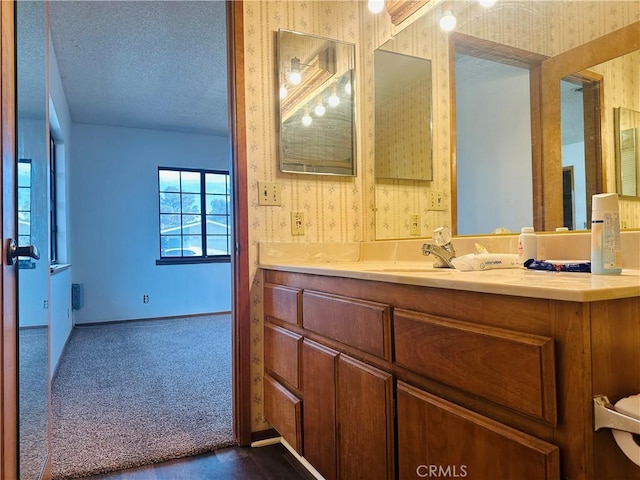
[433,226,451,246]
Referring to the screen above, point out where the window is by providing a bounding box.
[157,168,231,264]
[18,159,35,269]
[50,134,58,264]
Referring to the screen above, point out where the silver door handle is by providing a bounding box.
[6,238,40,265]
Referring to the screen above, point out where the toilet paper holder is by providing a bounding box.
[593,394,640,434]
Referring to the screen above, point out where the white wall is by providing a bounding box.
[17,118,48,328]
[70,123,231,324]
[456,56,533,235]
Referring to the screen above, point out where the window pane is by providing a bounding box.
[18,235,31,247]
[207,235,229,255]
[18,161,31,187]
[206,194,228,214]
[206,215,229,235]
[18,212,30,236]
[160,214,181,233]
[160,235,182,256]
[183,235,202,256]
[181,193,201,214]
[159,170,180,192]
[160,192,181,213]
[205,173,228,194]
[181,214,201,234]
[18,187,31,211]
[181,171,201,193]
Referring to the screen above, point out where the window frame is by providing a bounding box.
[156,167,231,265]
[50,134,59,264]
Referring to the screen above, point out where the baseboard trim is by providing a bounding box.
[74,311,232,327]
[280,438,324,480]
[250,428,278,443]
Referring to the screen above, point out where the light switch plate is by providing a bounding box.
[258,182,282,206]
[427,191,446,211]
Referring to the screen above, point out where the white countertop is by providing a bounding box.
[259,260,640,303]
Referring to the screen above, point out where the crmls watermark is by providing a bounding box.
[415,464,468,478]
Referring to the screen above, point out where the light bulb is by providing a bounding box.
[439,10,457,32]
[344,82,352,95]
[478,0,497,6]
[289,71,302,85]
[367,0,385,14]
[314,102,326,116]
[279,85,288,99]
[328,92,340,107]
[302,112,312,126]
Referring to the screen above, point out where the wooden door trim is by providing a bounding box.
[227,0,252,446]
[1,1,18,477]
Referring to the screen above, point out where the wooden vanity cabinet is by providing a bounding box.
[262,270,640,480]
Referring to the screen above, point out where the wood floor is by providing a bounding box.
[77,443,315,480]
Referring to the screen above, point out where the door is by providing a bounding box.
[1,2,19,478]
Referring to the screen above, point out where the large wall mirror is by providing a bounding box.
[374,48,432,181]
[372,1,640,239]
[614,107,639,198]
[277,29,356,176]
[17,1,50,479]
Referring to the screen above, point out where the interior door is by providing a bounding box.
[1,2,19,478]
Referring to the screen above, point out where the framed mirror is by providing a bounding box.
[277,29,356,176]
[374,49,432,181]
[614,107,640,198]
[372,1,640,239]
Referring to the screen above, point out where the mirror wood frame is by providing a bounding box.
[540,21,640,231]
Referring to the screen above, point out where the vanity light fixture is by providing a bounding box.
[478,0,497,7]
[314,100,326,117]
[439,10,457,31]
[290,57,302,85]
[302,109,313,126]
[368,0,385,14]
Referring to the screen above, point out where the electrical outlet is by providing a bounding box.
[427,190,446,211]
[43,300,48,309]
[258,181,282,206]
[143,294,149,304]
[291,211,305,235]
[409,214,421,236]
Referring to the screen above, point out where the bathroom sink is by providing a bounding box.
[361,266,451,273]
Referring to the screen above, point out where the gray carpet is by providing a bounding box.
[19,326,49,480]
[52,314,235,479]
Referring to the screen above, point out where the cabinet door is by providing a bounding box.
[302,339,339,480]
[264,322,301,390]
[337,355,394,480]
[397,382,560,480]
[264,374,302,453]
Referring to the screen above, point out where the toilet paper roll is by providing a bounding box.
[612,394,640,467]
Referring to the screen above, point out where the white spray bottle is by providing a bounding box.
[590,193,622,275]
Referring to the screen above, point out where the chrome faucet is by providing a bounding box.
[421,226,456,268]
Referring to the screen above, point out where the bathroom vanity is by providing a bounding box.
[261,247,640,480]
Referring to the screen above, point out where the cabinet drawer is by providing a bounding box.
[302,290,391,360]
[397,382,559,480]
[394,309,556,423]
[264,283,301,326]
[264,374,302,453]
[264,323,301,389]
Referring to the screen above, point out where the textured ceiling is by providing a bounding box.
[48,0,229,137]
